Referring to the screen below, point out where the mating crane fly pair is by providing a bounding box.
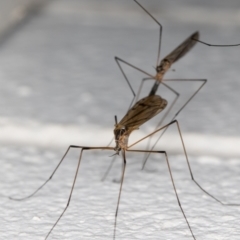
[9,0,240,239]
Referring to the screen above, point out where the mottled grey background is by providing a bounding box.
[0,0,240,138]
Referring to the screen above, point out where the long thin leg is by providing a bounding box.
[45,147,83,239]
[9,146,113,201]
[163,150,195,240]
[115,0,163,106]
[45,146,115,240]
[113,150,126,240]
[142,79,207,169]
[109,149,195,239]
[155,82,180,124]
[115,57,136,110]
[137,78,206,136]
[115,56,155,109]
[126,149,195,239]
[130,120,240,206]
[192,38,240,47]
[164,79,207,118]
[115,57,155,80]
[9,145,83,200]
[9,145,115,239]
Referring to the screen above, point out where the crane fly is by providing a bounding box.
[117,0,240,169]
[125,2,240,170]
[102,0,207,180]
[115,0,206,121]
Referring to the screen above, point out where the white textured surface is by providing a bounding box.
[0,0,240,239]
[1,147,240,240]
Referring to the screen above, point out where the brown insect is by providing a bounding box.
[116,0,206,115]
[102,0,207,180]
[115,1,240,170]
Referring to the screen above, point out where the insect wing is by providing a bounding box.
[117,95,167,130]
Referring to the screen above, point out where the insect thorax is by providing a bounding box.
[156,59,171,80]
[114,128,129,153]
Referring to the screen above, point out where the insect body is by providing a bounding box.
[104,0,206,176]
[114,95,167,152]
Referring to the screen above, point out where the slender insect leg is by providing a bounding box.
[131,120,240,206]
[163,150,196,240]
[8,145,114,238]
[133,0,163,66]
[115,57,136,110]
[113,150,126,240]
[115,57,154,109]
[192,38,240,47]
[9,145,90,201]
[173,120,240,206]
[42,146,114,240]
[165,79,207,118]
[126,149,196,240]
[45,147,84,240]
[115,0,163,107]
[115,57,154,80]
[142,79,207,169]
